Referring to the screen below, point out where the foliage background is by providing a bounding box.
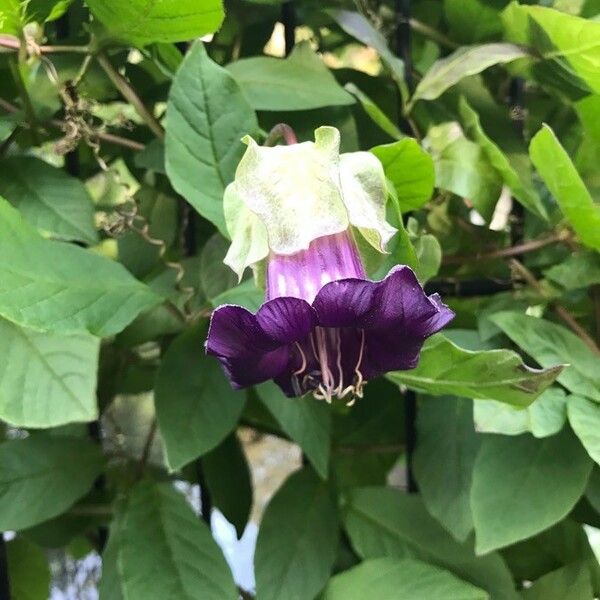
[0,0,599,598]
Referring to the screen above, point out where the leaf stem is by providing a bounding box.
[408,18,459,50]
[264,123,298,146]
[136,419,158,478]
[0,35,89,53]
[443,232,570,265]
[8,56,39,145]
[96,52,165,140]
[510,259,600,356]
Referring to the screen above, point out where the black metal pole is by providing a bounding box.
[394,0,419,494]
[0,534,11,600]
[282,1,296,57]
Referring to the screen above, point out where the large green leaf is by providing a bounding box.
[326,9,404,81]
[529,125,600,250]
[473,388,567,439]
[458,97,546,219]
[425,123,503,222]
[85,0,224,46]
[323,557,487,600]
[0,435,104,531]
[118,480,237,599]
[503,3,600,95]
[257,381,331,480]
[343,487,516,599]
[98,517,125,600]
[155,323,246,471]
[414,396,479,542]
[345,83,403,140]
[0,157,98,244]
[522,563,593,600]
[254,468,339,600]
[490,312,600,402]
[226,42,354,111]
[568,395,600,466]
[370,139,435,212]
[203,432,253,538]
[410,44,528,106]
[0,197,160,336]
[0,0,71,34]
[7,537,51,600]
[445,0,503,44]
[544,251,600,289]
[0,318,99,428]
[471,427,593,553]
[165,41,258,235]
[387,334,562,407]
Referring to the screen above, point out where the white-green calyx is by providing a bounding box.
[224,126,397,279]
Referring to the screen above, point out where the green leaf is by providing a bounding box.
[425,123,503,222]
[343,487,516,599]
[165,41,258,235]
[568,395,600,466]
[471,427,593,553]
[155,323,246,471]
[226,42,355,111]
[345,83,403,140]
[490,312,600,402]
[0,435,104,531]
[200,233,238,301]
[411,44,528,105]
[203,432,253,538]
[326,9,404,81]
[387,334,562,407]
[458,97,547,219]
[544,252,600,289]
[323,557,487,600]
[473,387,567,439]
[99,517,125,600]
[0,197,160,336]
[211,278,264,312]
[0,0,71,34]
[7,537,50,600]
[331,378,403,489]
[414,396,479,542]
[445,0,503,44]
[0,157,98,244]
[257,381,331,480]
[0,318,99,428]
[502,3,600,95]
[85,0,224,46]
[522,563,593,600]
[530,125,600,251]
[118,480,237,599]
[254,468,339,600]
[370,139,435,212]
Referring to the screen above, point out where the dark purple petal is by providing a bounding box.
[218,347,291,389]
[256,297,316,343]
[205,304,278,358]
[312,265,453,379]
[205,299,316,391]
[313,265,453,334]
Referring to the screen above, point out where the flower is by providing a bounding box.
[206,230,454,403]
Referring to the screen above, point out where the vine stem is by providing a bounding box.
[0,35,89,53]
[96,52,165,140]
[136,419,157,479]
[442,232,570,265]
[0,96,146,151]
[264,123,298,146]
[510,259,600,356]
[407,19,459,50]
